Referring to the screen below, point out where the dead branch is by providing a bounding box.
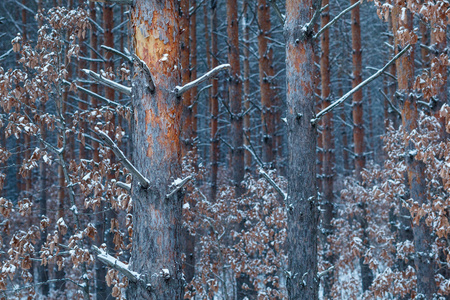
[314,1,360,39]
[174,64,231,97]
[82,69,132,96]
[312,44,411,124]
[165,176,193,199]
[97,131,150,189]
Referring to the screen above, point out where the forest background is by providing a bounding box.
[0,0,448,299]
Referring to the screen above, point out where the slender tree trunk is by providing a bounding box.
[227,0,244,196]
[243,0,252,169]
[285,0,319,298]
[392,6,437,298]
[320,0,335,296]
[210,0,219,200]
[128,1,184,298]
[257,0,274,166]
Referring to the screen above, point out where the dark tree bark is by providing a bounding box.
[128,1,184,298]
[257,0,275,166]
[320,0,335,296]
[210,0,219,200]
[181,0,193,155]
[285,0,319,299]
[227,0,244,197]
[243,0,252,169]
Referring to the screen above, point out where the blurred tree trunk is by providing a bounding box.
[243,0,252,169]
[128,1,184,298]
[257,0,274,166]
[320,0,335,296]
[392,6,437,298]
[210,0,219,200]
[285,0,319,298]
[181,0,193,155]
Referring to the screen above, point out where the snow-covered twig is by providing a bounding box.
[174,64,231,97]
[314,1,360,39]
[312,44,411,124]
[317,266,335,279]
[116,181,131,192]
[82,69,132,96]
[97,131,150,189]
[379,89,401,117]
[92,246,141,283]
[101,45,132,63]
[243,145,287,201]
[166,176,193,199]
[267,0,285,24]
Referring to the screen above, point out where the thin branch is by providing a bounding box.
[174,64,231,97]
[101,45,132,63]
[267,0,285,24]
[314,1,360,39]
[132,53,156,92]
[378,89,401,117]
[317,266,335,279]
[165,175,193,199]
[97,131,150,189]
[82,69,132,96]
[62,79,121,106]
[366,66,396,80]
[92,246,142,283]
[312,44,411,124]
[116,181,131,191]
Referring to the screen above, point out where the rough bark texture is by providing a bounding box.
[392,6,437,298]
[285,1,319,299]
[257,0,275,166]
[320,0,335,296]
[128,1,184,299]
[210,0,219,200]
[227,0,244,196]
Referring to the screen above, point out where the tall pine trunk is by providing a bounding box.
[285,0,319,298]
[128,1,184,298]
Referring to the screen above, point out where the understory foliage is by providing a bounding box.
[332,110,450,299]
[182,152,288,299]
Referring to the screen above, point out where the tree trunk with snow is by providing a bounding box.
[128,1,184,298]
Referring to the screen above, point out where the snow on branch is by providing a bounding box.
[116,181,131,192]
[97,131,150,189]
[101,45,132,63]
[165,176,193,199]
[82,69,132,96]
[314,1,360,39]
[174,64,231,97]
[311,44,411,124]
[92,246,141,284]
[243,145,287,201]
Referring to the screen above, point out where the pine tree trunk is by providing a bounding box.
[128,1,184,298]
[243,0,252,169]
[210,0,219,200]
[392,6,437,298]
[285,0,319,298]
[181,0,193,155]
[320,0,335,296]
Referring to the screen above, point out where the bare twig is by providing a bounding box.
[174,64,231,97]
[101,45,132,63]
[314,1,360,39]
[378,89,401,117]
[312,44,411,124]
[267,0,285,24]
[165,175,193,199]
[132,53,156,92]
[62,79,121,106]
[97,131,150,189]
[82,69,132,96]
